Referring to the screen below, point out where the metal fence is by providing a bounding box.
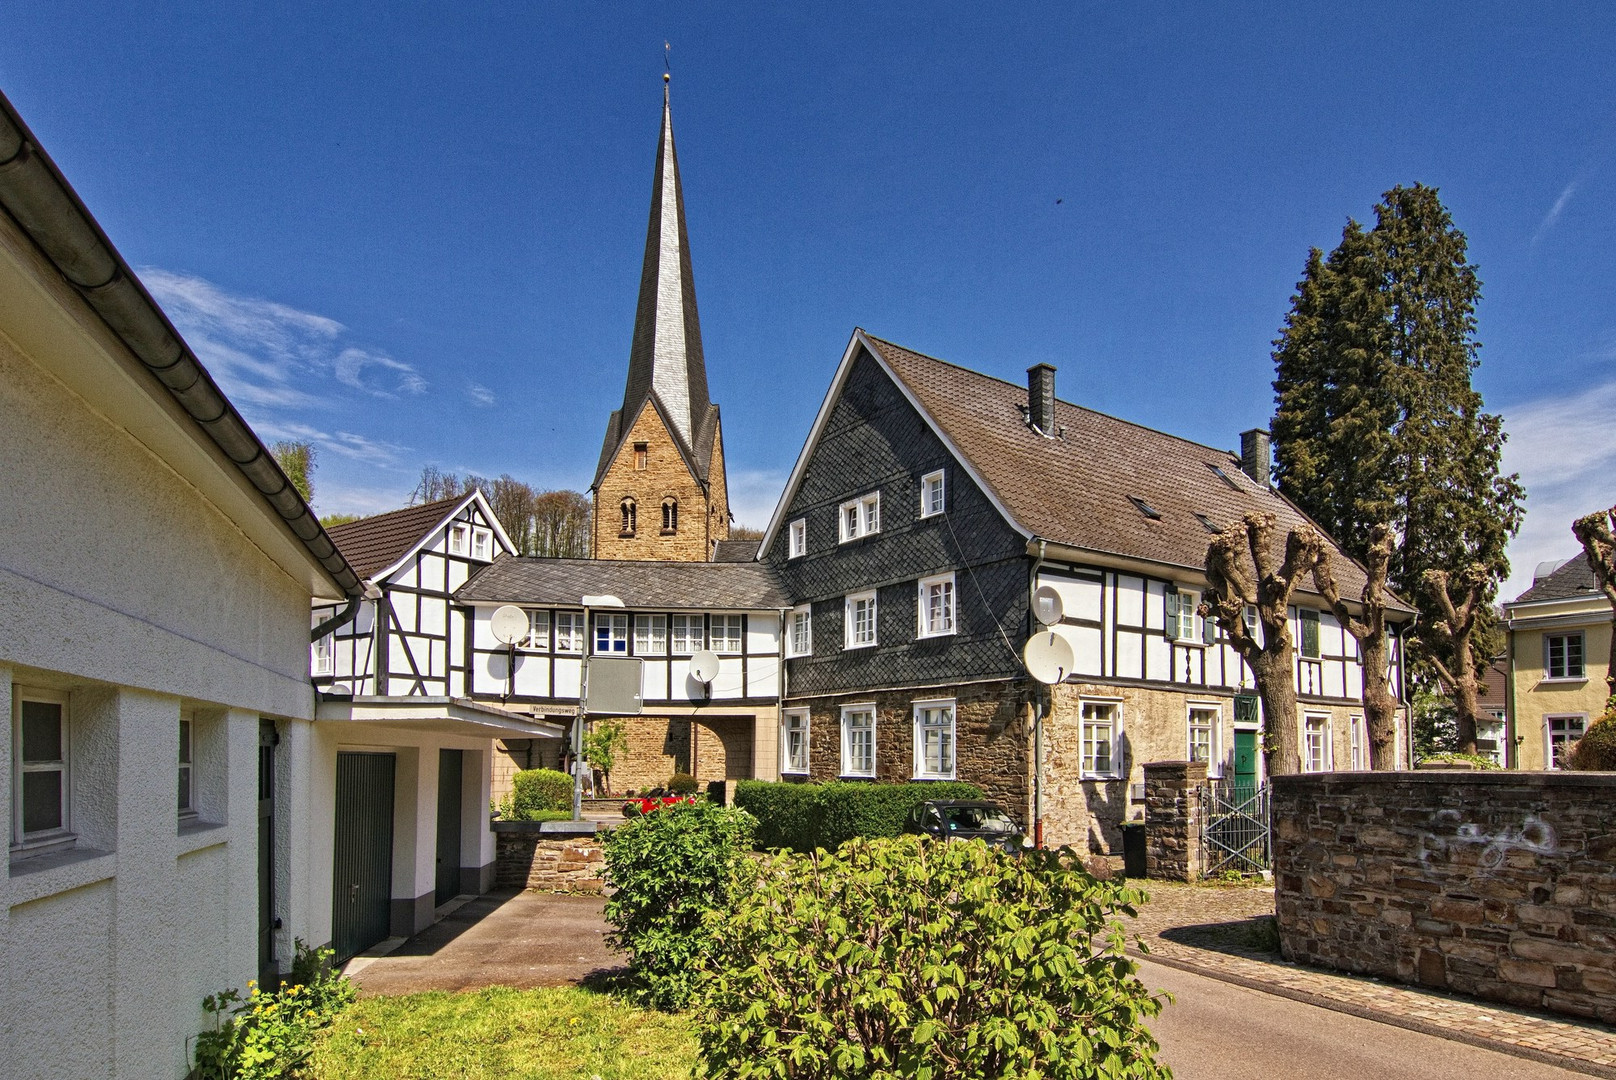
[1202,781,1270,876]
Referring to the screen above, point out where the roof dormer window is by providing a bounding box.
[1128,496,1161,521]
[839,493,880,542]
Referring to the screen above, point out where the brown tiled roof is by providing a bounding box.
[1513,555,1601,604]
[712,539,761,562]
[862,334,1410,611]
[455,556,788,610]
[326,494,466,580]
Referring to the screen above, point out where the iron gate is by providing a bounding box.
[1202,781,1270,875]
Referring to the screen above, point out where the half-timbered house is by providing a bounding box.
[453,554,788,791]
[759,329,1414,851]
[308,491,563,958]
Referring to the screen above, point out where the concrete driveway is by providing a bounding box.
[348,890,622,996]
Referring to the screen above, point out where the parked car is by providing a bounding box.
[904,800,1030,853]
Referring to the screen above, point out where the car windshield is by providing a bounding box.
[941,806,1016,833]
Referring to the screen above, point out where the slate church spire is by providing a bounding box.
[591,76,730,560]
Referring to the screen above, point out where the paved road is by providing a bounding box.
[1142,958,1587,1080]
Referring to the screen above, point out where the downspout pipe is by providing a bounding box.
[0,91,362,602]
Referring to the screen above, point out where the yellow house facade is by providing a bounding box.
[1505,556,1613,770]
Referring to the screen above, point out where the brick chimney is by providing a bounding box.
[1240,429,1271,487]
[1027,364,1056,435]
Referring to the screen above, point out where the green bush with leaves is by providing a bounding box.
[667,772,700,795]
[499,767,574,820]
[602,800,756,1010]
[733,779,983,853]
[194,941,355,1079]
[1569,698,1616,770]
[695,836,1169,1080]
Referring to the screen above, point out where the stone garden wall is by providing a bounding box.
[493,821,606,893]
[1272,771,1616,1023]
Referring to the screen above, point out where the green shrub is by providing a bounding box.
[667,772,700,795]
[510,768,574,816]
[1570,698,1616,770]
[602,800,756,1010]
[1417,751,1500,770]
[695,836,1168,1080]
[733,779,983,853]
[194,940,355,1079]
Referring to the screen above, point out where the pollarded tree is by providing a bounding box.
[1421,564,1491,753]
[1572,506,1616,697]
[1200,513,1324,776]
[1271,184,1524,720]
[1312,523,1398,769]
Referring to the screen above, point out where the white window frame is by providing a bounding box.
[554,611,584,653]
[1298,608,1322,660]
[471,527,492,561]
[845,591,878,649]
[787,604,813,658]
[1544,633,1586,681]
[593,613,630,655]
[1303,714,1332,773]
[1546,714,1587,770]
[178,714,196,819]
[1080,699,1122,779]
[448,523,468,555]
[912,699,956,780]
[1187,703,1220,775]
[311,632,334,676]
[781,709,810,775]
[1477,713,1506,767]
[838,492,881,542]
[1349,714,1366,771]
[525,610,551,650]
[634,614,668,656]
[840,704,876,778]
[12,687,71,848]
[710,614,744,655]
[671,614,702,655]
[920,470,946,518]
[788,518,807,559]
[917,573,956,639]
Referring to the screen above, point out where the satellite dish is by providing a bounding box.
[1032,585,1064,627]
[490,605,528,646]
[1023,631,1074,685]
[688,649,721,684]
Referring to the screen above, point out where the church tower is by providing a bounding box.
[591,78,730,560]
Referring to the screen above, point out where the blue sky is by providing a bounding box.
[4,3,1612,599]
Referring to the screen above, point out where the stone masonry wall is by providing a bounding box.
[1273,771,1616,1023]
[493,825,606,893]
[1143,761,1208,881]
[593,403,724,561]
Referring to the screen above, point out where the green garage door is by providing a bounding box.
[332,752,396,961]
[435,749,464,904]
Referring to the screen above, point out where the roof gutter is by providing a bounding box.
[0,91,361,600]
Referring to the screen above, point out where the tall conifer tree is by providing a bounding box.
[1271,185,1524,753]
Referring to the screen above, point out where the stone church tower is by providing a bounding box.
[591,80,730,560]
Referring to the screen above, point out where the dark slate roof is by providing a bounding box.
[1513,555,1601,603]
[456,556,789,610]
[326,495,465,580]
[862,334,1410,612]
[712,539,761,562]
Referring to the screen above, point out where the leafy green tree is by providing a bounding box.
[582,720,628,794]
[1571,505,1616,697]
[1271,184,1524,753]
[695,836,1168,1080]
[270,440,316,502]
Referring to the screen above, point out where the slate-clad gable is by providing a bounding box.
[765,349,1027,696]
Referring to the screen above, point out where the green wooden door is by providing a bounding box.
[332,752,396,961]
[1233,730,1259,794]
[435,749,464,904]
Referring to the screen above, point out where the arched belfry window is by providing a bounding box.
[620,498,637,537]
[661,497,678,534]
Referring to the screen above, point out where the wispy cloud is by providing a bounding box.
[1499,374,1616,600]
[467,383,497,407]
[142,268,428,404]
[254,419,407,466]
[1531,178,1580,247]
[727,468,788,532]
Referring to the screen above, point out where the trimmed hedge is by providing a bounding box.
[510,768,573,817]
[734,779,983,852]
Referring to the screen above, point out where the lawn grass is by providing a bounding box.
[307,985,697,1080]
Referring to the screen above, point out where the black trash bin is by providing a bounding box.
[706,779,727,806]
[1122,822,1147,879]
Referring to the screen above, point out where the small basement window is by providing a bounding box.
[1127,496,1161,520]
